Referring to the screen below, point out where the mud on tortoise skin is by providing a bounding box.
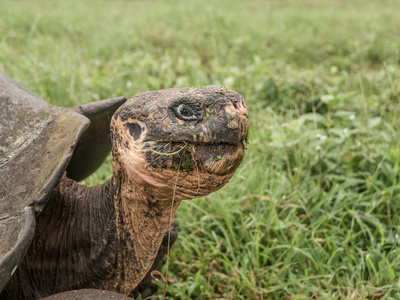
[0,71,249,299]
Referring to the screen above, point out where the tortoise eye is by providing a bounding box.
[173,103,198,121]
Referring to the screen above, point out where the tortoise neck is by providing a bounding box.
[103,172,182,294]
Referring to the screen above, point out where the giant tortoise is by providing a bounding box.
[0,71,249,299]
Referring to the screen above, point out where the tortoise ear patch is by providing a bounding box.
[125,122,143,141]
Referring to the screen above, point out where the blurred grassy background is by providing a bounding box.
[2,0,400,299]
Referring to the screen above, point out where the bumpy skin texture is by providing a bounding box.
[1,85,248,299]
[0,178,178,300]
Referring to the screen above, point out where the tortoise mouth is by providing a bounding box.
[145,140,245,175]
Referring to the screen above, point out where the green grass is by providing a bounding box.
[2,0,400,298]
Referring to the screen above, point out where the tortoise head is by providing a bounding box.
[110,86,248,200]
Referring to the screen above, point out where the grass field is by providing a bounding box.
[2,0,400,299]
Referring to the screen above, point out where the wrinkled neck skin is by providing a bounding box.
[1,167,185,299]
[1,176,117,300]
[102,169,183,294]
